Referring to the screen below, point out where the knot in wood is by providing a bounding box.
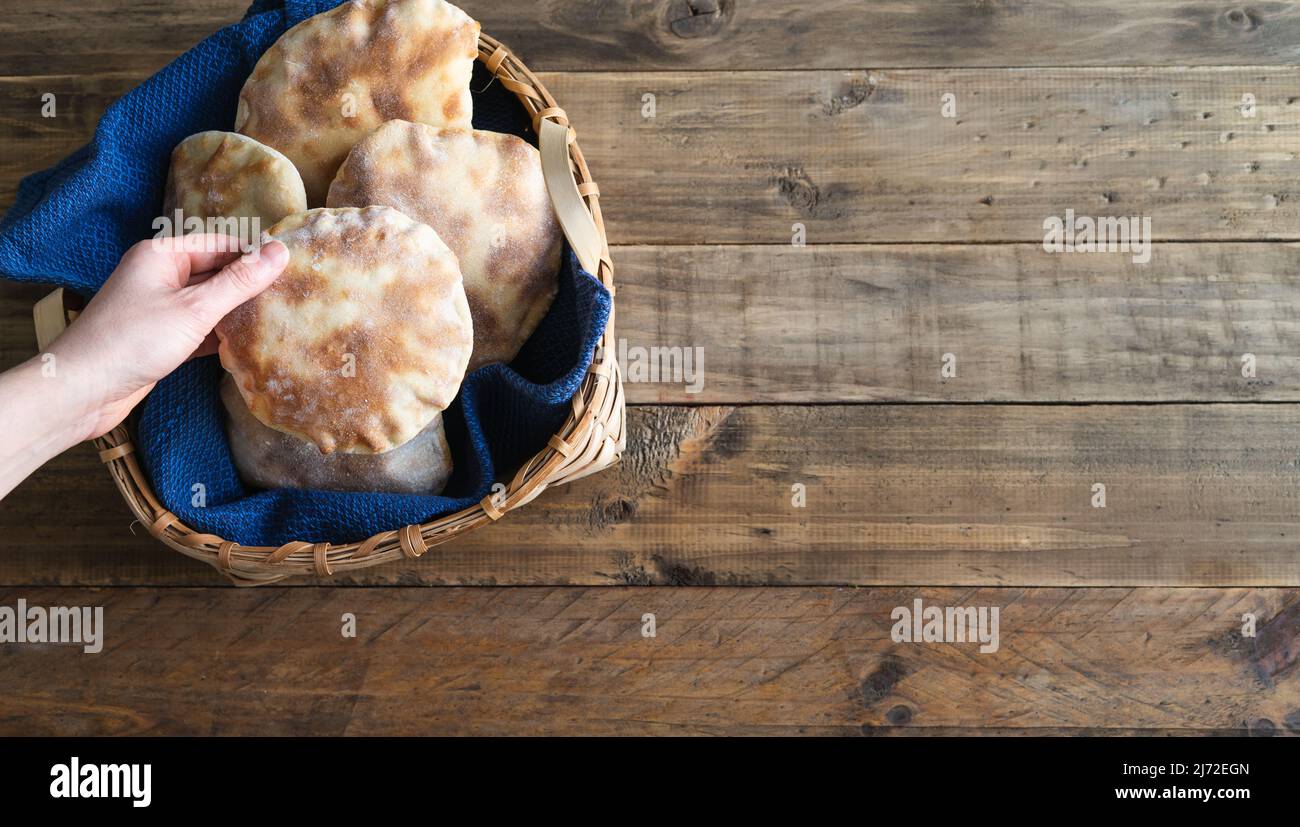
[668,0,731,39]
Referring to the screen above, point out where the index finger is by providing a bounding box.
[145,234,249,286]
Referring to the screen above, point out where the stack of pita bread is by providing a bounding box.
[162,0,563,494]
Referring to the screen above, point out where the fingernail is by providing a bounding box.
[258,239,289,269]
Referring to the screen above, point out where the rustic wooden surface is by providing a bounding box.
[1,586,1296,736]
[7,404,1300,587]
[4,0,1300,75]
[0,0,1298,735]
[7,68,1300,244]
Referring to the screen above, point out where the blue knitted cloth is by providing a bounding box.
[0,0,611,546]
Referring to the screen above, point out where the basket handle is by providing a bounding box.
[33,288,78,350]
[537,116,603,275]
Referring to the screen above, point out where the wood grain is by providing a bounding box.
[0,586,1293,735]
[0,73,132,214]
[551,67,1300,244]
[0,280,43,373]
[614,243,1300,402]
[4,405,1300,587]
[4,68,1298,244]
[0,0,1297,740]
[5,1,1300,75]
[12,242,1300,405]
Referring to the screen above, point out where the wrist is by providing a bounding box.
[0,355,103,500]
[18,350,106,447]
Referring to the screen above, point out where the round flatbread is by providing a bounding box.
[220,376,453,494]
[163,130,306,229]
[328,120,561,369]
[215,206,474,455]
[235,0,480,204]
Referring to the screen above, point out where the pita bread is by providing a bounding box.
[163,131,306,227]
[328,120,561,369]
[215,206,474,455]
[235,0,479,204]
[220,376,453,494]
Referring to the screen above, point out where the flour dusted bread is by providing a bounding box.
[327,120,561,369]
[215,206,474,455]
[164,131,306,226]
[235,0,479,204]
[220,376,453,494]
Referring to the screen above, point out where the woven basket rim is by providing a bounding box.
[83,32,625,585]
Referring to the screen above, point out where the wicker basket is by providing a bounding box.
[31,33,625,586]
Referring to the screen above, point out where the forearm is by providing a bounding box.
[0,355,98,499]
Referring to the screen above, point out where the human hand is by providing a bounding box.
[0,235,288,501]
[46,235,289,441]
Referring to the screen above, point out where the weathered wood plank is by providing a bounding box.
[3,68,1298,243]
[6,0,1300,76]
[0,280,43,372]
[0,586,1293,735]
[552,67,1300,243]
[4,405,1300,587]
[614,243,1300,402]
[0,73,132,215]
[12,242,1300,405]
[0,0,247,76]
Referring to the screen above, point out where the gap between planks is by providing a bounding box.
[3,405,1300,587]
[6,0,1300,73]
[4,67,1300,244]
[0,586,1293,735]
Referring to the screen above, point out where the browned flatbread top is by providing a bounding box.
[327,120,561,369]
[235,0,480,204]
[215,207,473,455]
[163,131,307,229]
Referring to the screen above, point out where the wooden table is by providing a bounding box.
[1,0,1299,735]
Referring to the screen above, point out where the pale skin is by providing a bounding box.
[0,235,288,500]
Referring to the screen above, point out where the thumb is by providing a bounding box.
[184,240,289,323]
